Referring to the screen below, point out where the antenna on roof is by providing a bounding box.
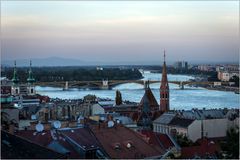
[53,121,61,129]
[36,123,44,132]
[107,120,114,128]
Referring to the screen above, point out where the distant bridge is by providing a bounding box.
[35,80,229,90]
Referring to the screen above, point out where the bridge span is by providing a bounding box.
[35,80,229,90]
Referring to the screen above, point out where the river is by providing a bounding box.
[36,71,239,110]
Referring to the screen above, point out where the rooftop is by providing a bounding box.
[89,123,164,159]
[59,127,100,151]
[153,112,176,124]
[1,130,66,159]
[138,87,159,111]
[169,117,194,128]
[181,138,221,159]
[15,129,80,158]
[176,109,226,120]
[139,130,174,150]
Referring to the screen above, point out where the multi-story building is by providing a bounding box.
[197,65,215,72]
[217,71,239,81]
[153,109,239,142]
[174,61,188,70]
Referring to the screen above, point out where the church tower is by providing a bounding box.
[11,60,20,95]
[160,50,169,112]
[27,60,36,95]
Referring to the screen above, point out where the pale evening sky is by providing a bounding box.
[1,1,239,64]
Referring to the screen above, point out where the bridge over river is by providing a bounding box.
[35,80,229,90]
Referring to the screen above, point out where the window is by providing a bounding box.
[126,142,132,149]
[125,141,134,149]
[114,143,121,150]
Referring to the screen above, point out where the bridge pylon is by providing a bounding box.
[179,81,184,90]
[63,81,69,90]
[102,79,109,89]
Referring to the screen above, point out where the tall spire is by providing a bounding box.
[164,49,166,62]
[27,60,35,84]
[12,60,19,84]
[160,50,169,112]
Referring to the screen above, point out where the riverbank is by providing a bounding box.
[205,86,239,93]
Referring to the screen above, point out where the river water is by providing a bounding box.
[36,71,239,110]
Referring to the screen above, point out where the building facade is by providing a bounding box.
[153,109,239,142]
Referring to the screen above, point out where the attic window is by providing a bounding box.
[113,143,121,150]
[124,141,134,149]
[127,142,132,148]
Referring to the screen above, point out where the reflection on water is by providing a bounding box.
[36,72,239,109]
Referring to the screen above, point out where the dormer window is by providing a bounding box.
[127,142,132,148]
[124,141,134,149]
[113,143,121,150]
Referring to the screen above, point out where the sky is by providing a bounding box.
[1,1,239,64]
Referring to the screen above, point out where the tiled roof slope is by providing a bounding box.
[169,117,194,128]
[89,123,164,159]
[15,129,82,158]
[1,130,66,159]
[138,87,159,111]
[153,112,176,124]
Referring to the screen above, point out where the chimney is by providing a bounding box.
[9,124,15,134]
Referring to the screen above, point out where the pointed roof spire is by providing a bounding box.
[12,60,19,84]
[27,60,35,83]
[160,49,170,112]
[160,50,169,89]
[164,49,166,62]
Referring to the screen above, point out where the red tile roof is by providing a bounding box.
[15,130,79,158]
[2,130,66,159]
[181,138,221,158]
[89,123,164,159]
[16,130,52,146]
[139,130,174,149]
[59,128,100,150]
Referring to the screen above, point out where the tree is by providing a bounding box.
[220,127,239,159]
[175,133,194,147]
[230,75,239,87]
[115,90,122,105]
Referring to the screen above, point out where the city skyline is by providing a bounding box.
[1,1,239,64]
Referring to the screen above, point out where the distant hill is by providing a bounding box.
[2,57,238,67]
[1,57,87,67]
[1,57,166,67]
